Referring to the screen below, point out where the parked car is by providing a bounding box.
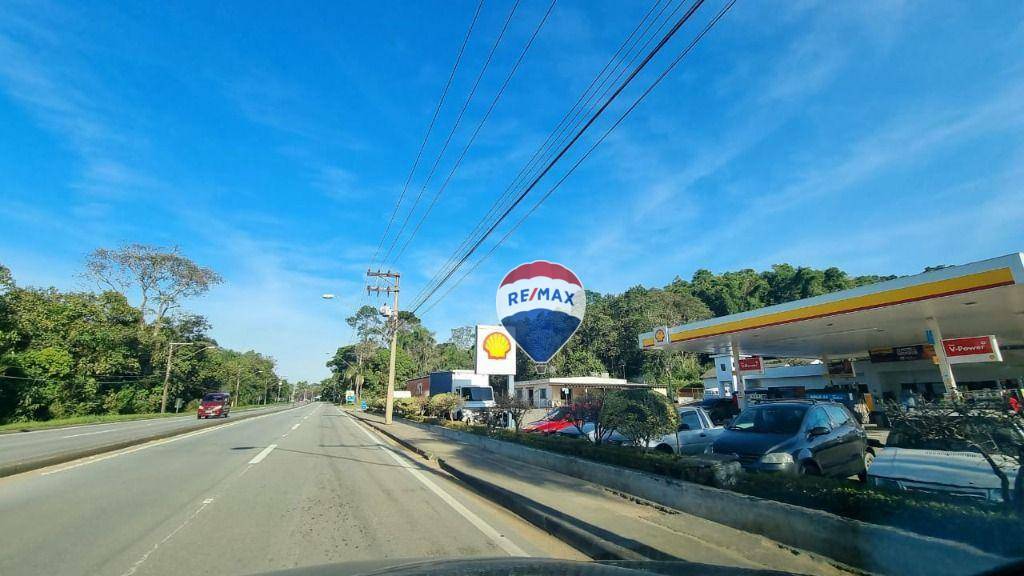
[694,396,740,425]
[197,392,231,419]
[647,407,724,455]
[523,407,574,434]
[710,400,871,478]
[867,419,1021,502]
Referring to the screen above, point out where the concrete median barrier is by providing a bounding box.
[399,419,1008,576]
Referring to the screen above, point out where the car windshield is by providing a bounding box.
[730,405,808,435]
[2,2,1019,575]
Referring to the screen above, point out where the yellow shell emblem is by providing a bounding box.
[483,331,512,360]
[655,328,666,343]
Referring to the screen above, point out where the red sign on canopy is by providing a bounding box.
[737,356,765,375]
[942,335,1002,364]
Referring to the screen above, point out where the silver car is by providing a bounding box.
[867,420,1021,502]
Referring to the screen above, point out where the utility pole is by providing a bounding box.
[161,342,214,413]
[367,268,400,425]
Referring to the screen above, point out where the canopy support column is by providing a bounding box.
[730,340,746,409]
[926,316,960,399]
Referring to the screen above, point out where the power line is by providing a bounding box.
[392,0,558,264]
[410,0,674,309]
[369,0,485,269]
[382,0,503,265]
[417,0,735,315]
[411,0,707,313]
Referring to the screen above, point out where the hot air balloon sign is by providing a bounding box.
[496,261,586,365]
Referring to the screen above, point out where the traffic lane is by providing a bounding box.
[0,404,313,576]
[0,404,292,473]
[126,403,583,575]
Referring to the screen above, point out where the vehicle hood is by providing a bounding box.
[200,402,224,409]
[258,557,805,576]
[869,448,1019,489]
[712,430,796,456]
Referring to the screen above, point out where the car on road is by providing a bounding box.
[197,392,231,419]
[648,406,723,455]
[867,419,1021,502]
[710,400,871,478]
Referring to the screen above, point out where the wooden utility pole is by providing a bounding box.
[367,269,400,424]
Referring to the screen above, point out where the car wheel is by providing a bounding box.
[798,461,821,476]
[654,444,674,455]
[858,451,875,482]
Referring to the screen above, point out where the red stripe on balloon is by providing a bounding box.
[500,261,581,288]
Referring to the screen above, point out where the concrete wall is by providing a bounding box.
[415,422,1007,576]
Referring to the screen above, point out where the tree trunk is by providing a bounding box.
[970,442,1012,505]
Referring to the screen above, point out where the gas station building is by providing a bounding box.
[639,253,1024,415]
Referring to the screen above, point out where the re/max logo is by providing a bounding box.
[507,287,575,306]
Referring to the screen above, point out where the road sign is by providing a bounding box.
[942,335,1002,364]
[495,261,586,364]
[476,325,517,375]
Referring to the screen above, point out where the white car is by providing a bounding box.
[556,407,723,455]
[867,421,1020,502]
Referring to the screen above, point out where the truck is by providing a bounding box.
[428,370,495,420]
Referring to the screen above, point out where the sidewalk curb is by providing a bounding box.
[0,405,296,478]
[349,411,662,562]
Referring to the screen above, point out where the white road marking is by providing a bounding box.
[282,433,289,438]
[120,496,216,576]
[348,413,528,557]
[248,444,278,464]
[62,428,118,439]
[40,408,297,476]
[291,423,301,431]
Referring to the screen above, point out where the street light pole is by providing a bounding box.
[367,269,400,425]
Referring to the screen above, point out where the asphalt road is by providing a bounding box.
[0,402,582,576]
[0,405,289,476]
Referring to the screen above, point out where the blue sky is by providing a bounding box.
[2,0,1023,382]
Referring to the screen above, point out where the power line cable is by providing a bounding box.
[392,0,558,264]
[382,0,509,264]
[410,0,675,308]
[411,0,706,312]
[369,0,485,269]
[417,0,734,315]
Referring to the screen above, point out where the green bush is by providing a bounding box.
[428,393,459,420]
[601,389,677,450]
[394,396,427,418]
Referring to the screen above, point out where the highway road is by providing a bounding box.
[0,405,289,476]
[0,403,582,576]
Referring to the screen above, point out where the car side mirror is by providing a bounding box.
[678,423,690,431]
[808,426,830,437]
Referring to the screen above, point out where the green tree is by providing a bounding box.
[601,389,678,452]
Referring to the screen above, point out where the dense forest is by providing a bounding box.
[326,264,897,401]
[0,245,289,424]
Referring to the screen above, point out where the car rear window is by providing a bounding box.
[202,394,227,402]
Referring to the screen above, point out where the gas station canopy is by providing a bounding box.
[640,253,1024,359]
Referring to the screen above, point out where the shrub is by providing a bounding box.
[601,389,677,450]
[428,393,460,420]
[566,394,609,444]
[394,396,428,418]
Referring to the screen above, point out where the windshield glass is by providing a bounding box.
[2,1,1019,574]
[730,405,807,434]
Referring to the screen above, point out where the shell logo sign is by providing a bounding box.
[476,325,517,375]
[482,331,512,360]
[654,328,666,343]
[496,261,586,365]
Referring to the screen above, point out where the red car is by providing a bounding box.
[197,392,231,419]
[523,407,574,434]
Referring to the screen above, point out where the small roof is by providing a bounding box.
[516,376,654,389]
[639,252,1024,359]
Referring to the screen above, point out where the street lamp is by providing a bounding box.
[321,293,335,300]
[233,367,263,408]
[161,342,217,413]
